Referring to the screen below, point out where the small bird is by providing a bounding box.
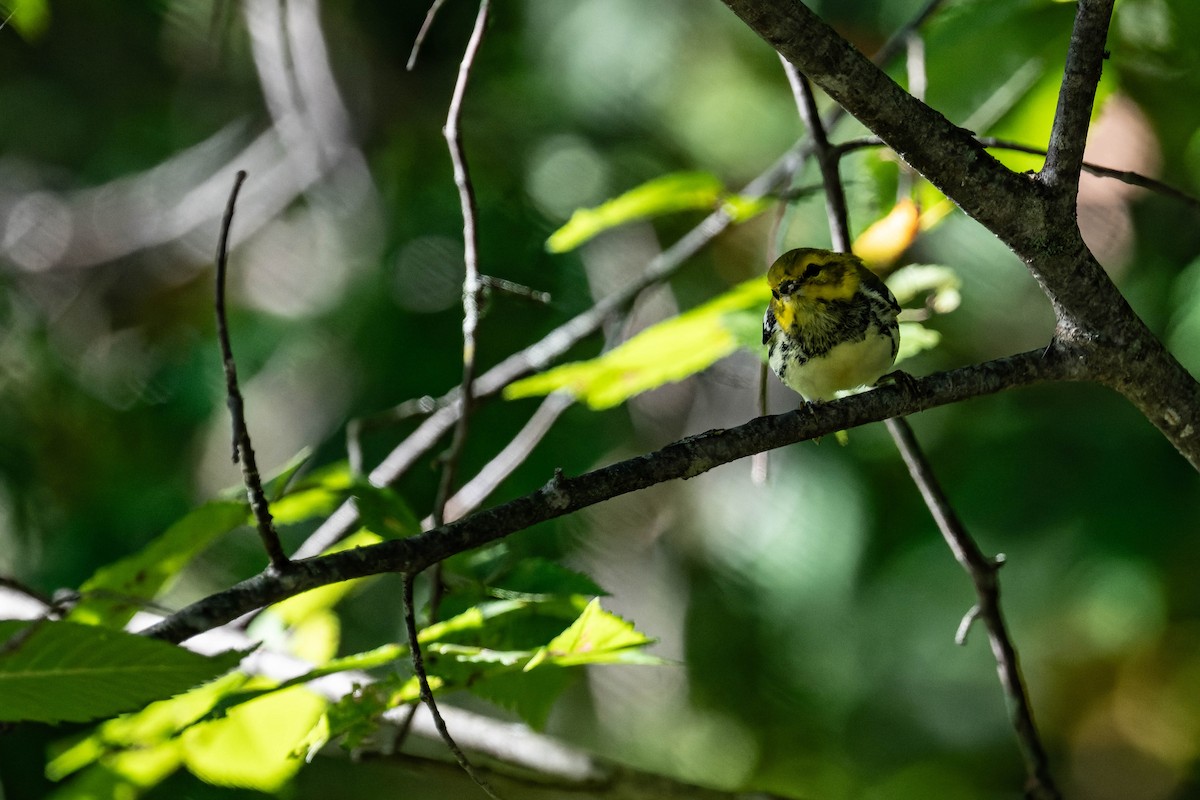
[762,248,901,402]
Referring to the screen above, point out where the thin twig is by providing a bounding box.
[407,0,450,71]
[401,574,505,800]
[786,63,850,251]
[434,0,491,528]
[886,419,1058,799]
[791,54,1059,798]
[0,576,55,608]
[480,275,552,304]
[215,170,290,571]
[834,135,1200,212]
[347,396,442,475]
[428,0,492,622]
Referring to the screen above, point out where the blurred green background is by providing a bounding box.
[2,0,1200,798]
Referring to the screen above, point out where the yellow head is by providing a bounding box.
[767,248,863,331]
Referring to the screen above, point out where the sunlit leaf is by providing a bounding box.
[547,172,725,253]
[182,684,326,792]
[526,598,660,669]
[504,278,768,408]
[0,620,245,724]
[268,461,355,525]
[721,193,773,222]
[68,501,248,628]
[46,743,182,800]
[47,672,247,781]
[4,0,50,40]
[896,322,943,362]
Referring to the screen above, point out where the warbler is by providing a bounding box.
[762,248,900,402]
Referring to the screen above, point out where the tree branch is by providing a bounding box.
[1040,0,1115,202]
[144,347,1080,644]
[433,0,492,535]
[792,47,1059,794]
[833,135,1200,211]
[886,418,1058,799]
[402,574,504,799]
[214,170,290,571]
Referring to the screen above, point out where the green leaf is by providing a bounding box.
[547,172,725,253]
[47,672,247,782]
[203,643,406,722]
[351,481,421,539]
[68,501,248,628]
[526,598,660,669]
[0,620,245,724]
[504,278,768,409]
[4,0,50,40]
[267,464,355,525]
[466,663,572,730]
[488,557,606,598]
[896,322,942,363]
[181,684,326,791]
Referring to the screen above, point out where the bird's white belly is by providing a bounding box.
[774,333,895,402]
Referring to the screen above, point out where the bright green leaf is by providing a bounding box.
[0,620,245,724]
[504,278,768,409]
[547,172,725,253]
[68,501,248,628]
[4,0,50,40]
[268,460,356,525]
[47,672,247,781]
[182,684,326,792]
[528,598,659,669]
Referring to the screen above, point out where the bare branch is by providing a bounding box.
[1041,0,1116,201]
[441,392,573,524]
[886,419,1058,800]
[214,171,290,571]
[834,135,1200,211]
[433,0,492,534]
[407,0,450,71]
[785,63,850,251]
[402,575,505,799]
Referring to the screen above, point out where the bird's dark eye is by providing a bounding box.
[802,263,821,280]
[778,279,797,296]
